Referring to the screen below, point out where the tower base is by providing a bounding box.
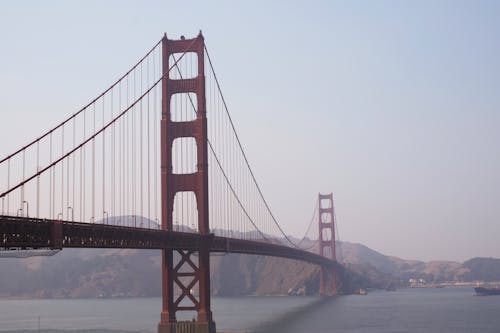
[158,321,216,333]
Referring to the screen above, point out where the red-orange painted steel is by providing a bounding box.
[318,193,337,295]
[51,219,63,249]
[0,216,339,268]
[159,32,215,333]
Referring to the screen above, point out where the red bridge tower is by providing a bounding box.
[158,32,215,333]
[318,193,337,295]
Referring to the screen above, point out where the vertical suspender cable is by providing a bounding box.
[205,45,299,247]
[21,149,25,216]
[140,61,144,226]
[7,158,10,214]
[82,109,86,222]
[1,161,5,214]
[208,67,214,232]
[111,88,115,219]
[50,132,53,219]
[102,96,106,223]
[61,125,65,219]
[92,103,96,222]
[119,82,123,222]
[126,75,129,221]
[36,141,40,218]
[65,130,70,219]
[187,55,191,230]
[67,127,70,219]
[133,70,136,225]
[72,115,75,220]
[153,50,158,225]
[190,53,194,231]
[147,55,151,224]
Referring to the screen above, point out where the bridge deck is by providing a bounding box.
[0,215,336,268]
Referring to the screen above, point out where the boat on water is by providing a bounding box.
[474,286,500,296]
[354,288,367,295]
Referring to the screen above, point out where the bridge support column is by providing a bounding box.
[158,32,215,333]
[318,193,337,295]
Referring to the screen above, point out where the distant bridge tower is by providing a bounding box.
[159,32,216,333]
[318,193,337,295]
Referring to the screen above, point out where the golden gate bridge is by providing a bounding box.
[0,32,342,333]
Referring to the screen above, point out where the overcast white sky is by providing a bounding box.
[0,1,499,262]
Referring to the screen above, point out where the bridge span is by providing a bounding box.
[0,32,342,333]
[0,215,338,268]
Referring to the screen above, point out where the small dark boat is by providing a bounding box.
[474,286,500,296]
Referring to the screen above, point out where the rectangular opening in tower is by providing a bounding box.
[168,52,198,80]
[172,138,198,175]
[172,191,198,233]
[170,93,198,121]
[321,212,332,223]
[322,228,332,242]
[320,198,332,209]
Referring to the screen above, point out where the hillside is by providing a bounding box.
[0,241,499,298]
[339,241,470,284]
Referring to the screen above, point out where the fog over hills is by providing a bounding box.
[1,238,500,298]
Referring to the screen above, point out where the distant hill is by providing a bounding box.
[461,258,500,282]
[339,241,469,284]
[0,238,499,298]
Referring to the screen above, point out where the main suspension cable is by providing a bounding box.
[170,54,270,242]
[0,38,163,165]
[204,44,307,248]
[0,40,196,199]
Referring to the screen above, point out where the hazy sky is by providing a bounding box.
[1,1,499,262]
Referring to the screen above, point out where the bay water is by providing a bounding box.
[1,286,499,332]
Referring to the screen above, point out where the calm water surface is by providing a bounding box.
[1,286,499,332]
